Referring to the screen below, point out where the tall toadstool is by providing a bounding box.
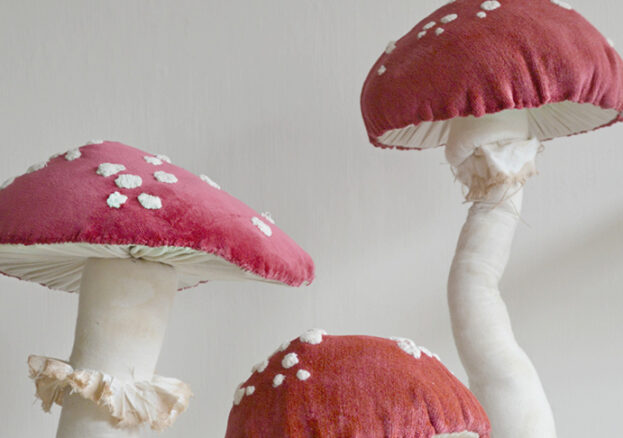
[225,330,490,438]
[0,141,314,437]
[360,1,623,437]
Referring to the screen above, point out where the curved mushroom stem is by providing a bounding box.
[446,111,556,438]
[56,258,178,438]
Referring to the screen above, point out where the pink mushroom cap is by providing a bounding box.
[0,141,314,291]
[361,0,623,150]
[226,331,491,438]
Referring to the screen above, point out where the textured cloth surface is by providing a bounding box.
[361,0,623,149]
[225,334,490,438]
[0,141,314,289]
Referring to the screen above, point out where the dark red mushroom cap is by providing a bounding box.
[225,330,490,438]
[361,0,623,150]
[0,141,314,291]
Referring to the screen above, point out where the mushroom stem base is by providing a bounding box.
[50,258,185,437]
[448,187,556,438]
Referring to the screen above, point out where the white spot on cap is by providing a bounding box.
[261,212,275,224]
[420,346,434,358]
[385,41,396,54]
[282,353,299,369]
[275,341,290,353]
[155,154,171,163]
[144,155,163,166]
[435,28,445,35]
[245,386,255,396]
[26,161,47,174]
[252,359,269,374]
[390,337,422,359]
[233,386,245,405]
[1,177,15,190]
[107,191,128,209]
[154,170,178,184]
[115,174,142,189]
[138,193,162,210]
[297,369,311,381]
[441,14,458,23]
[377,65,387,76]
[551,0,573,9]
[423,21,436,30]
[607,37,615,47]
[300,328,327,345]
[200,174,221,189]
[65,149,81,161]
[417,31,427,39]
[477,11,487,18]
[480,1,501,10]
[97,163,126,177]
[86,139,104,145]
[273,374,285,387]
[252,217,272,237]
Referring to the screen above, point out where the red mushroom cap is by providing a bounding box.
[361,0,623,150]
[225,330,490,438]
[0,141,314,291]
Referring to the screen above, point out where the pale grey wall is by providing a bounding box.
[0,0,621,436]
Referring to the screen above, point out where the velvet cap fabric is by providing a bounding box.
[0,141,314,291]
[361,0,623,150]
[225,332,490,438]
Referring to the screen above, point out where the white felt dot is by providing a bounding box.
[377,65,387,75]
[200,174,221,189]
[26,161,47,174]
[297,369,311,381]
[107,191,128,209]
[115,174,143,189]
[86,139,104,145]
[155,154,171,163]
[144,155,163,166]
[154,170,178,184]
[252,360,269,374]
[385,41,396,54]
[423,21,436,30]
[1,177,15,190]
[138,193,162,210]
[261,212,275,224]
[441,14,458,23]
[608,38,615,47]
[97,163,126,177]
[282,353,299,369]
[300,328,327,345]
[436,28,445,35]
[390,337,422,359]
[233,386,245,405]
[551,0,572,9]
[65,149,81,161]
[480,1,501,11]
[277,341,290,352]
[477,11,487,18]
[251,216,272,237]
[420,346,434,358]
[417,31,427,39]
[272,374,285,388]
[245,386,255,396]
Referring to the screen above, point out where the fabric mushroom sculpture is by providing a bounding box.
[361,1,623,438]
[0,141,314,437]
[225,329,491,438]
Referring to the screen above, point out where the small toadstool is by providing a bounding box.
[225,330,491,438]
[360,1,623,437]
[0,141,314,437]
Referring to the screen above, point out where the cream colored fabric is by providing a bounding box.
[28,355,192,431]
[377,101,618,149]
[0,242,275,293]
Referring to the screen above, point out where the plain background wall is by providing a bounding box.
[0,0,621,436]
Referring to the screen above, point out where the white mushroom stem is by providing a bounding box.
[446,111,557,438]
[56,258,178,438]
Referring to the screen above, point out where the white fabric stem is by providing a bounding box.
[448,186,557,438]
[51,258,185,437]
